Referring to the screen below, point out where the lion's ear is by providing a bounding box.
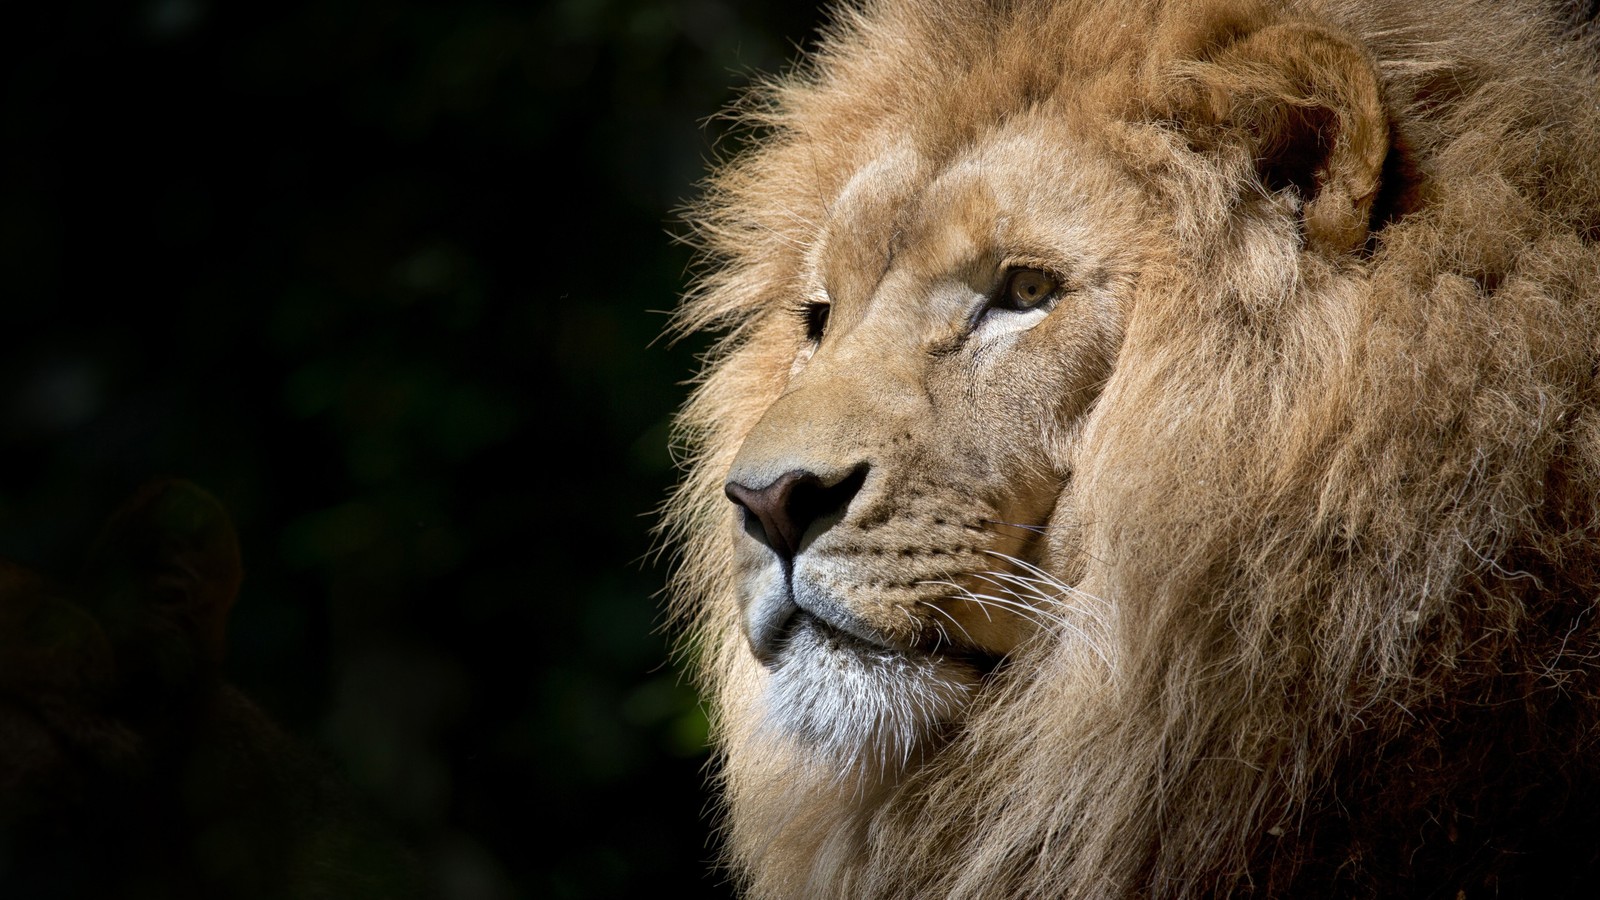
[1166,22,1390,254]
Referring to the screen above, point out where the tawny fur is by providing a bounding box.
[662,1,1600,896]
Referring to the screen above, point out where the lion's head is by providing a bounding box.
[664,0,1600,896]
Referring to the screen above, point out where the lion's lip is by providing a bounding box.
[746,586,896,666]
[768,602,1005,684]
[787,610,879,655]
[790,578,896,648]
[746,571,900,664]
[746,570,1006,675]
[785,611,1006,682]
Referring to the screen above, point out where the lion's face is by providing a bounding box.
[671,0,1600,895]
[722,118,1146,771]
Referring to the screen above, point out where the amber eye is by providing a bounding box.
[996,268,1058,311]
[801,300,831,342]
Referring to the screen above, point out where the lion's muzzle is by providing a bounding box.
[725,465,869,663]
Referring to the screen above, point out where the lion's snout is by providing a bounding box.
[725,464,869,663]
[724,466,867,564]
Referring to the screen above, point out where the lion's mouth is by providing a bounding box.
[758,608,997,773]
[747,566,1008,676]
[777,606,1005,680]
[784,610,891,660]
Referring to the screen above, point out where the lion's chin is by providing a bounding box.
[757,614,988,780]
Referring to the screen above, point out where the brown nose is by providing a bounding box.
[724,467,866,562]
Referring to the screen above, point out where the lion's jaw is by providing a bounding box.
[721,128,1141,780]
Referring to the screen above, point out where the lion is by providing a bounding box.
[663,0,1600,896]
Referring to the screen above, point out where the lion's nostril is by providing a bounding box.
[724,465,867,562]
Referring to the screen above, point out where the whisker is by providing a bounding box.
[957,570,1103,620]
[980,550,1113,610]
[914,573,1114,670]
[963,592,1110,661]
[954,591,1059,628]
[918,601,977,645]
[978,518,1048,535]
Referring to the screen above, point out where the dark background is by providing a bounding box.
[1,1,824,897]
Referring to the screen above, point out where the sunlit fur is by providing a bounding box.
[661,0,1600,896]
[758,619,981,779]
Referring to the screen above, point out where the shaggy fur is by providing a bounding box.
[662,0,1600,896]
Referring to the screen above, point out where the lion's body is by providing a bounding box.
[665,0,1600,896]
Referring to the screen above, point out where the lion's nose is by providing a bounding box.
[724,466,866,563]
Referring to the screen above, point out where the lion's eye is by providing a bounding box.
[801,301,831,342]
[995,268,1059,312]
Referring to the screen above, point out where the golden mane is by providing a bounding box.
[664,0,1600,896]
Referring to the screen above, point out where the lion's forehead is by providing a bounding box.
[812,124,1146,320]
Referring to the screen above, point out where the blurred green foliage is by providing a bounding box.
[0,0,825,896]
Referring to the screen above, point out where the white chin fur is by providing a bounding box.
[758,617,981,781]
